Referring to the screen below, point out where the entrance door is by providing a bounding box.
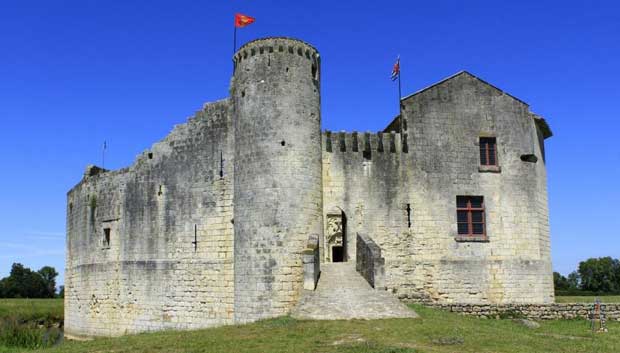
[332,246,344,262]
[326,208,347,262]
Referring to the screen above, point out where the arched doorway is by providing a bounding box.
[325,207,347,262]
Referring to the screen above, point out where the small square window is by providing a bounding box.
[479,137,497,166]
[456,196,487,241]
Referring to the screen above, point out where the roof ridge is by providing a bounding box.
[401,70,529,106]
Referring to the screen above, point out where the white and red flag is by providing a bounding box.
[391,55,400,81]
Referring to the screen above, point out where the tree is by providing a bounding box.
[0,263,57,298]
[38,266,58,298]
[578,257,620,293]
[567,271,580,290]
[553,272,570,290]
[58,285,65,298]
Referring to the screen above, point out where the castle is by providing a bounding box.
[65,37,554,338]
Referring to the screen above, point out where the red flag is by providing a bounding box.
[235,13,256,28]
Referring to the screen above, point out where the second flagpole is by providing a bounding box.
[398,60,403,135]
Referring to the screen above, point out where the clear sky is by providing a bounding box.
[1,1,619,286]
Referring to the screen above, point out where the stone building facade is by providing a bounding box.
[65,37,554,338]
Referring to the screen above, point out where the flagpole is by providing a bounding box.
[233,26,237,55]
[398,59,403,135]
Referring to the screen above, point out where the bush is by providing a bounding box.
[0,317,61,349]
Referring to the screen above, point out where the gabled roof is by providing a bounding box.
[401,70,529,106]
[383,71,553,138]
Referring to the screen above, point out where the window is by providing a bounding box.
[456,196,486,238]
[479,137,497,166]
[103,228,111,248]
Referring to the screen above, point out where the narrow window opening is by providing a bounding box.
[286,67,289,72]
[219,151,224,178]
[479,137,497,166]
[278,45,283,52]
[103,228,111,248]
[241,90,245,97]
[363,150,371,160]
[311,64,318,80]
[192,224,198,252]
[280,140,286,146]
[69,202,73,213]
[158,185,163,196]
[406,203,411,228]
[148,152,153,159]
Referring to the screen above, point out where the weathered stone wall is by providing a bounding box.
[322,72,553,304]
[356,233,385,289]
[231,38,323,323]
[322,131,410,266]
[423,303,620,321]
[302,234,320,291]
[65,99,234,338]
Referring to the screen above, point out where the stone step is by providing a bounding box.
[291,262,418,320]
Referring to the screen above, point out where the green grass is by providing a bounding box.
[0,299,63,323]
[1,299,617,352]
[0,299,63,351]
[20,304,618,353]
[555,296,620,303]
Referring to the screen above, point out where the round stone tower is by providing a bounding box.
[231,37,323,322]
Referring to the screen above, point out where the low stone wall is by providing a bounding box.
[356,233,385,289]
[423,303,620,321]
[302,234,320,290]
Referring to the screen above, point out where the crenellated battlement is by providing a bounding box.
[322,130,408,155]
[233,37,319,66]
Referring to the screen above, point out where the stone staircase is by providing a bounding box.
[292,262,417,320]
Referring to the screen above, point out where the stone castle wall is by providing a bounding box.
[65,38,554,338]
[423,303,620,321]
[65,100,235,338]
[231,38,323,322]
[322,72,553,304]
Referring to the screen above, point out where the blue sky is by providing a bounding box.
[1,1,618,286]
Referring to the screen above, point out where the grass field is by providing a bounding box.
[0,299,63,323]
[1,299,618,352]
[18,304,617,353]
[0,299,63,352]
[555,295,620,303]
